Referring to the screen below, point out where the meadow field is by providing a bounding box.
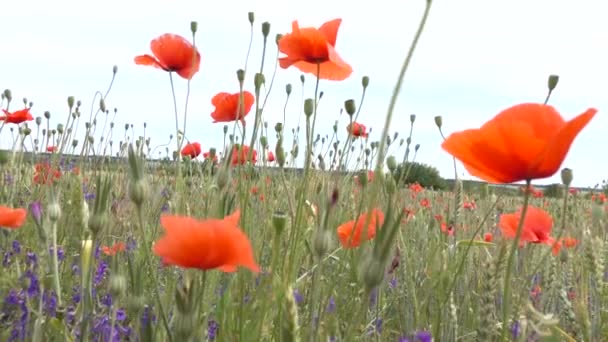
[1,4,606,342]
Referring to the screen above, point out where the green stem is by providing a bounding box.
[500,178,532,341]
[136,206,173,342]
[51,221,62,306]
[168,72,183,202]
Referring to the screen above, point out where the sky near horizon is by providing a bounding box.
[1,0,606,188]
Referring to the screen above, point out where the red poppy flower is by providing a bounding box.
[347,122,368,138]
[278,19,353,81]
[337,208,384,248]
[33,162,61,185]
[267,151,275,162]
[203,151,218,163]
[181,142,201,159]
[153,210,260,273]
[210,91,255,124]
[499,206,554,246]
[442,103,597,184]
[1,108,33,124]
[134,33,201,80]
[0,205,27,229]
[47,146,57,153]
[102,242,126,256]
[231,145,257,166]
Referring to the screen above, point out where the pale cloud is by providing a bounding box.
[0,0,605,187]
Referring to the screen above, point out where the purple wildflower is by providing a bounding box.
[11,240,21,254]
[326,296,336,313]
[94,260,108,286]
[3,251,12,267]
[511,321,520,339]
[29,201,43,225]
[24,270,40,298]
[208,319,219,340]
[26,252,37,268]
[416,331,432,342]
[293,288,303,305]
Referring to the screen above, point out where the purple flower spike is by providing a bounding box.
[29,201,42,225]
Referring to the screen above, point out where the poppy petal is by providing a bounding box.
[318,19,342,46]
[134,54,164,69]
[534,108,597,177]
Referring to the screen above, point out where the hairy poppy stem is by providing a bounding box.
[168,72,183,203]
[136,205,173,342]
[500,178,531,341]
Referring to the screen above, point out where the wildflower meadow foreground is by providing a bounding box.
[1,4,607,342]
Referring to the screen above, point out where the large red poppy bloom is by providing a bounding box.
[278,19,352,81]
[442,103,596,183]
[135,33,201,80]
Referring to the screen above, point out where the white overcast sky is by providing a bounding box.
[1,0,606,187]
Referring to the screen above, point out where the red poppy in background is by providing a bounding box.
[1,108,33,124]
[0,205,27,229]
[231,145,257,166]
[153,210,260,273]
[102,242,126,256]
[347,122,368,138]
[337,208,384,248]
[211,91,255,124]
[203,151,218,163]
[267,151,275,162]
[278,18,352,81]
[33,162,61,185]
[442,103,597,184]
[46,146,57,153]
[181,142,202,159]
[134,33,201,80]
[499,206,554,246]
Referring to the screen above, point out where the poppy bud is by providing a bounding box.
[112,65,118,74]
[547,74,559,92]
[57,124,64,134]
[409,114,416,123]
[254,73,265,90]
[81,239,93,280]
[262,22,270,38]
[248,12,254,25]
[361,254,385,291]
[275,123,283,133]
[304,98,314,117]
[344,99,356,116]
[23,128,31,136]
[272,211,287,235]
[3,89,11,101]
[44,111,51,119]
[300,74,305,84]
[415,144,420,152]
[434,115,443,129]
[260,136,268,149]
[313,229,332,258]
[72,139,78,148]
[216,168,230,190]
[237,69,245,83]
[286,83,292,96]
[276,146,285,167]
[362,76,369,89]
[561,168,573,187]
[223,125,228,134]
[48,203,61,223]
[129,180,147,207]
[88,213,108,236]
[190,21,198,34]
[275,33,282,44]
[109,274,127,298]
[319,91,324,100]
[387,156,397,172]
[35,117,42,125]
[99,98,106,112]
[67,96,75,109]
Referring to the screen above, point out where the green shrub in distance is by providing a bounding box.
[393,161,447,190]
